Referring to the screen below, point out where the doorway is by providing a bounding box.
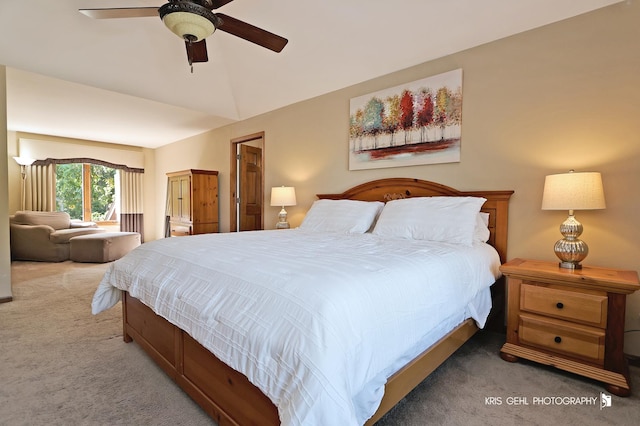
[230,132,264,232]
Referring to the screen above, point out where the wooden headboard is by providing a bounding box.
[317,178,514,263]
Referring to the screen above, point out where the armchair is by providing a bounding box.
[10,211,106,262]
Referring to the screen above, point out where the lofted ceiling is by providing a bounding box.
[0,0,622,148]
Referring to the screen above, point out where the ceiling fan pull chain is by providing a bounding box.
[186,36,195,73]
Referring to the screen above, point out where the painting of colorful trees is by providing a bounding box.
[349,69,462,170]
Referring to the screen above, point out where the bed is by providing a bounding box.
[92,177,513,426]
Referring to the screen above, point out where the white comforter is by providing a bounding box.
[92,229,501,425]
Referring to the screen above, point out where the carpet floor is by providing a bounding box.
[1,260,638,425]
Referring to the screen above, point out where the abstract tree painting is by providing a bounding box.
[349,69,462,170]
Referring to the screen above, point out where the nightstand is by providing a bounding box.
[499,258,640,396]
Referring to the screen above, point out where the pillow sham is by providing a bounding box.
[299,199,384,234]
[372,196,487,246]
[473,212,491,243]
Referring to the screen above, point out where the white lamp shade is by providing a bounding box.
[13,156,35,166]
[541,171,606,211]
[270,186,297,207]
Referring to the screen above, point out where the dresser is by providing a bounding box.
[166,169,219,236]
[499,258,640,396]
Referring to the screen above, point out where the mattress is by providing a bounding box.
[92,229,501,425]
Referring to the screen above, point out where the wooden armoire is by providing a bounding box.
[165,169,219,236]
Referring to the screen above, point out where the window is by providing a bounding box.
[56,163,119,223]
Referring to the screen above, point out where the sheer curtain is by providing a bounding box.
[24,163,55,212]
[120,169,144,242]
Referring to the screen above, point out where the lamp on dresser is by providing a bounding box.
[541,170,606,269]
[270,186,296,229]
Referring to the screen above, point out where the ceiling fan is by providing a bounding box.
[79,0,288,71]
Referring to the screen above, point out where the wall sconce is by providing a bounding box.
[541,170,606,269]
[13,156,35,210]
[270,186,296,229]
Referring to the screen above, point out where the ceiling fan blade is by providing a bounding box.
[216,13,288,53]
[79,8,158,19]
[209,0,235,9]
[186,39,209,63]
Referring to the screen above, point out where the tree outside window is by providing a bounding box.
[56,163,118,223]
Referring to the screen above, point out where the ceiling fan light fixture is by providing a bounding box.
[159,2,218,42]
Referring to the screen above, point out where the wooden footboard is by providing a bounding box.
[123,291,479,425]
[123,292,279,426]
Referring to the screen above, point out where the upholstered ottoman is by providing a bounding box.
[70,232,141,263]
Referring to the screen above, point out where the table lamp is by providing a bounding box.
[541,170,606,269]
[270,186,296,229]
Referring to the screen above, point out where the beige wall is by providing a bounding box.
[6,131,19,214]
[153,3,640,353]
[1,66,11,301]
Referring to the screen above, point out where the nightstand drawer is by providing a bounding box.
[520,283,607,328]
[519,314,605,365]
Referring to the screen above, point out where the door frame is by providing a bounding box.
[230,131,265,232]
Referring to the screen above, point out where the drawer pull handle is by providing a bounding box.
[556,302,564,309]
[554,336,562,344]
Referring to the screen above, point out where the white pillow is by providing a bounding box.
[474,212,490,243]
[299,199,384,234]
[372,196,487,246]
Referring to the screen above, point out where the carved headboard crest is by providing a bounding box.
[383,192,409,201]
